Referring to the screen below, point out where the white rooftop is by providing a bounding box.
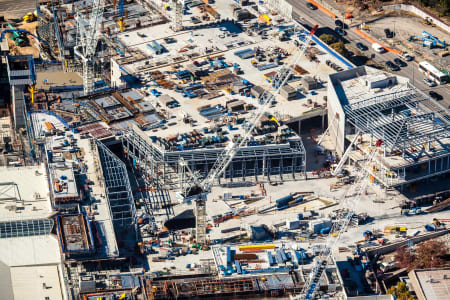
[0,165,52,221]
[10,265,65,300]
[340,70,409,105]
[0,235,61,267]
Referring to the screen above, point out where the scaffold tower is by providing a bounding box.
[172,0,183,32]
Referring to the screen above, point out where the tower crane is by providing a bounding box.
[179,25,319,245]
[172,0,183,32]
[292,144,381,300]
[75,0,105,95]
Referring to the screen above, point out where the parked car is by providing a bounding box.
[335,19,343,28]
[429,91,443,100]
[400,52,414,61]
[384,28,393,38]
[356,42,367,51]
[424,77,437,87]
[385,61,399,71]
[372,43,385,53]
[393,58,407,67]
[335,27,346,36]
[306,2,317,10]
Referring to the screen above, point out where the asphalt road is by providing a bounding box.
[0,0,35,19]
[288,0,450,108]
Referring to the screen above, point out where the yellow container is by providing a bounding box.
[238,244,275,251]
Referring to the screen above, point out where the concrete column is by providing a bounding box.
[321,112,325,132]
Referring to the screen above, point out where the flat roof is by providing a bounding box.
[49,165,79,200]
[30,112,67,138]
[58,214,94,253]
[0,165,52,221]
[0,235,61,267]
[35,70,82,90]
[338,70,408,106]
[411,268,450,300]
[111,18,348,135]
[10,265,64,300]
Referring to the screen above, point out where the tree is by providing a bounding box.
[387,282,417,300]
[330,40,348,56]
[437,0,449,17]
[414,240,447,269]
[319,34,338,45]
[395,246,415,269]
[394,240,448,272]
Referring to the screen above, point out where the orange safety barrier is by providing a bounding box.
[353,28,402,54]
[308,0,336,19]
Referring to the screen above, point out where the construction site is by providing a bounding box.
[0,0,449,299]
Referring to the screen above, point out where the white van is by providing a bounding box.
[372,43,385,53]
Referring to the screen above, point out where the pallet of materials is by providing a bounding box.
[257,63,277,71]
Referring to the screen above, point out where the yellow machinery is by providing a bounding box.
[270,116,280,126]
[23,12,37,23]
[384,226,407,234]
[360,23,370,31]
[118,18,125,32]
[28,84,35,103]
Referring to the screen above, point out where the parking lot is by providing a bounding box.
[367,14,450,71]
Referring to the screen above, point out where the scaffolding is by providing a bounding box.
[95,140,137,230]
[195,193,207,245]
[122,125,306,191]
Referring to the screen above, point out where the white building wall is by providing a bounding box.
[327,75,346,156]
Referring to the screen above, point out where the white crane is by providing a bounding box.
[182,25,319,244]
[292,145,380,300]
[172,0,183,32]
[75,0,105,95]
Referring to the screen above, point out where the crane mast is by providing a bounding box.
[75,0,105,95]
[293,145,380,300]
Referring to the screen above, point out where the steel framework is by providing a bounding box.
[75,0,105,95]
[95,140,137,229]
[343,87,450,154]
[122,125,306,190]
[172,0,183,32]
[147,277,260,299]
[0,182,22,203]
